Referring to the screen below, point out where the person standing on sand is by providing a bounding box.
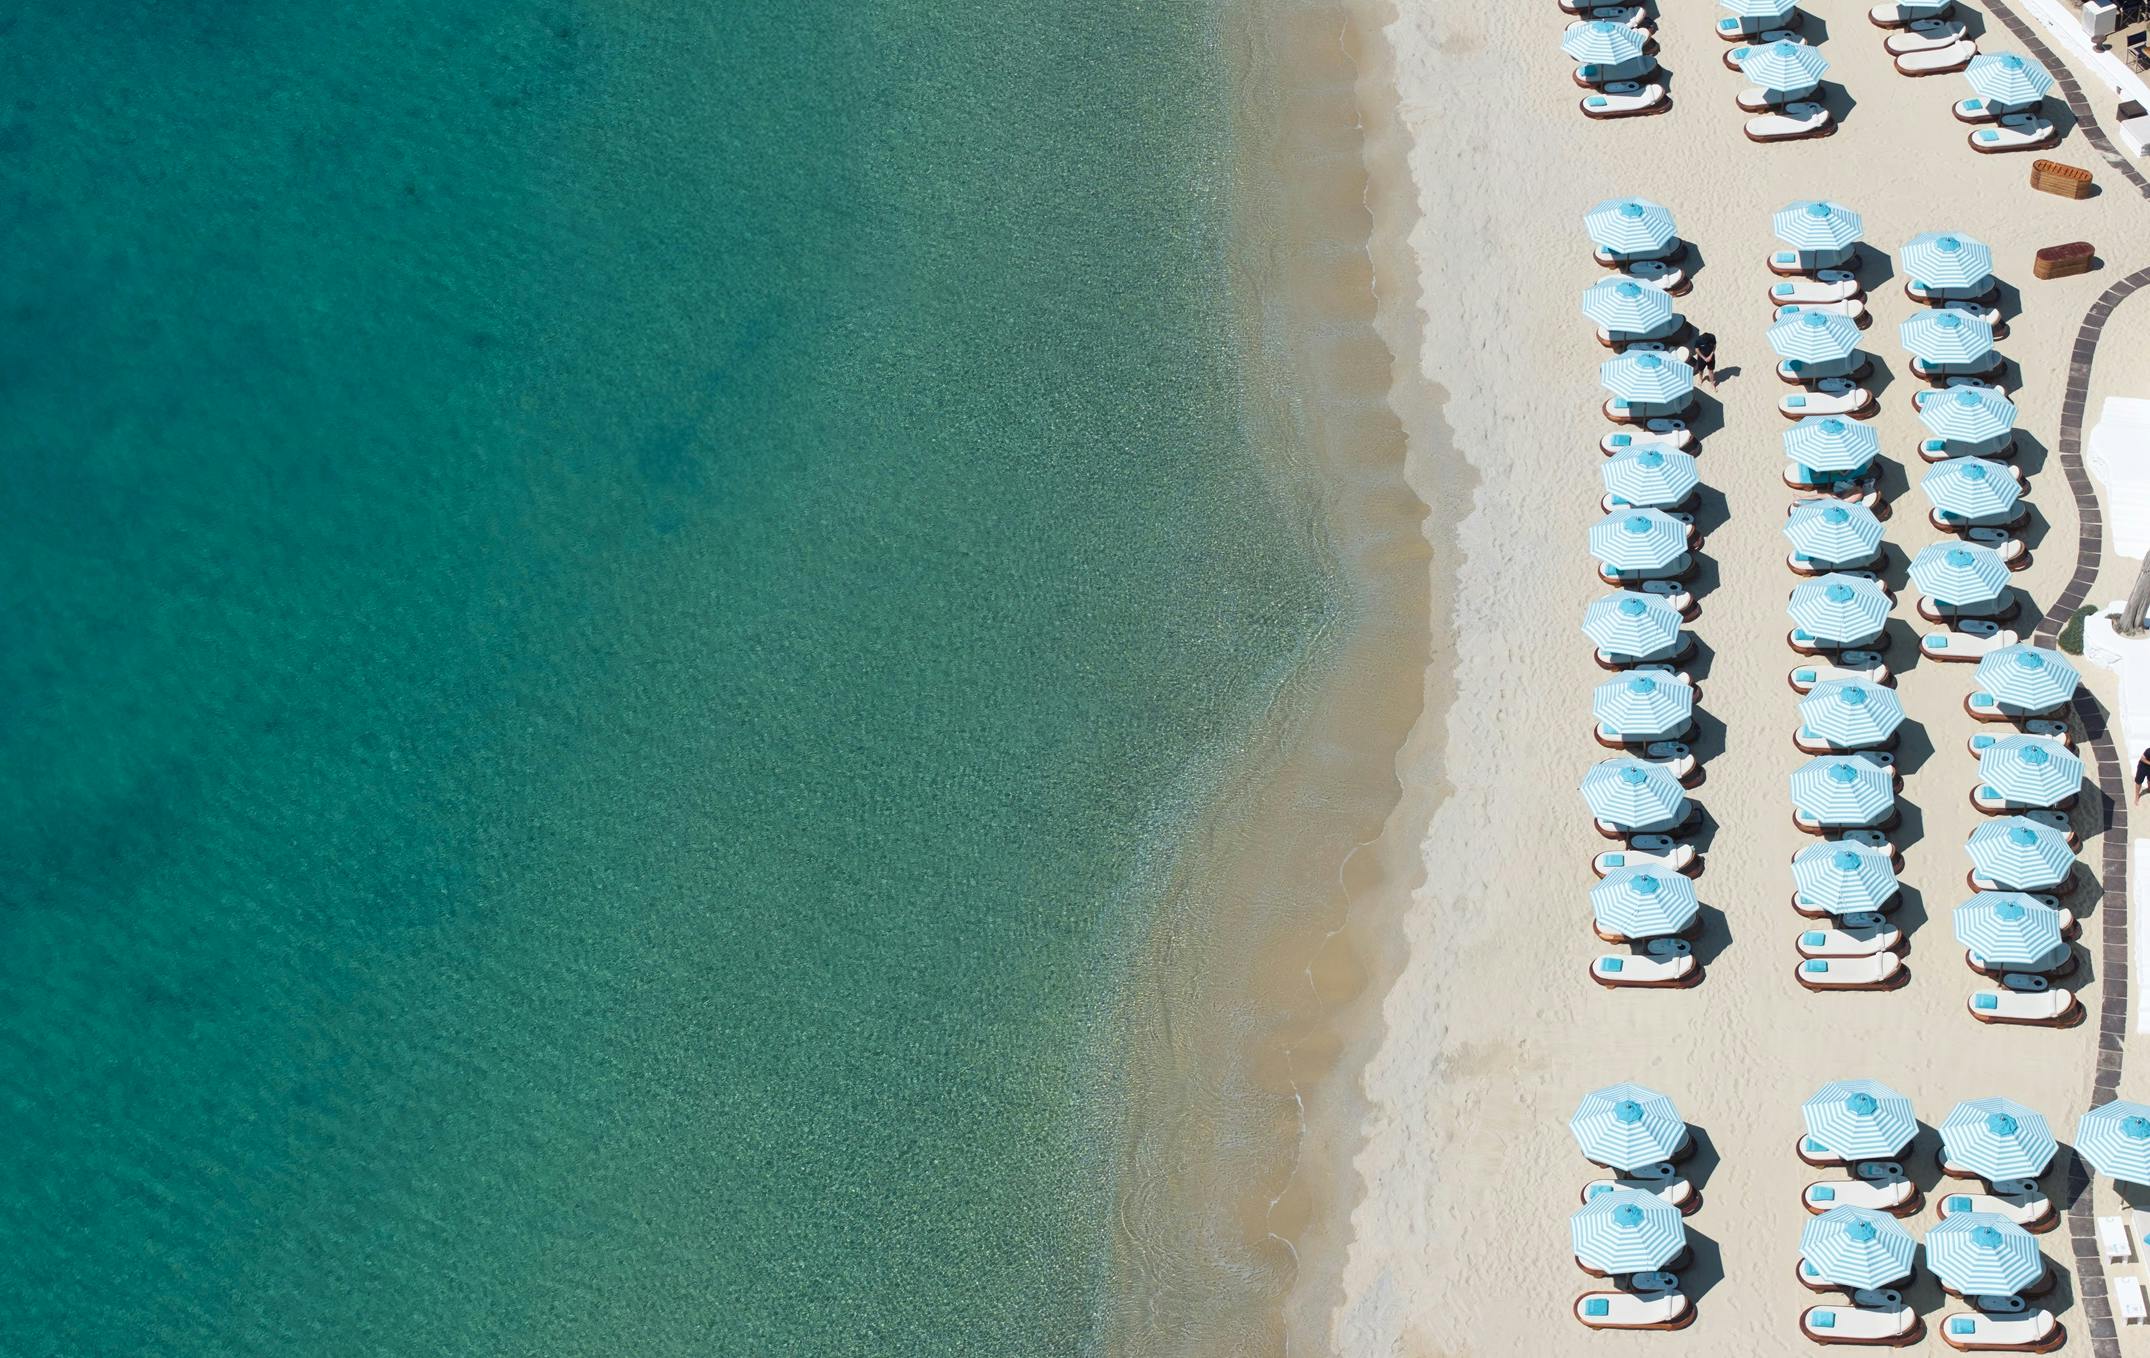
[2136,748,2150,800]
[1690,331,1719,389]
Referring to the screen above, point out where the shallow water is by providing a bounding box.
[0,3,1343,1354]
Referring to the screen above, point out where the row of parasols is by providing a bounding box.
[1571,1082,2150,1328]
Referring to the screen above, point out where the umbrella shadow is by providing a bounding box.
[2058,1145,2095,1213]
[1689,484,1732,542]
[1865,350,1902,407]
[1904,1119,1949,1195]
[1852,245,1898,295]
[1673,1224,1725,1306]
[1684,550,1722,606]
[2017,502,2052,554]
[1682,239,1709,290]
[1876,616,1921,666]
[1690,899,1736,967]
[1815,81,1859,130]
[1683,635,1718,686]
[1994,278,2023,332]
[1891,877,1932,956]
[1890,705,1936,777]
[2011,429,2051,487]
[1890,794,1927,861]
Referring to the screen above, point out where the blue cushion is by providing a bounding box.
[1813,1310,1836,1329]
[1608,435,1633,447]
[1603,957,1625,973]
[1603,853,1627,866]
[1802,1259,1821,1277]
[1948,1195,1972,1210]
[1587,97,1609,108]
[1977,131,1999,143]
[1975,993,1999,1010]
[1586,1298,1611,1317]
[1804,960,1829,973]
[1786,395,1809,408]
[1795,670,1817,682]
[1812,1185,1836,1201]
[1588,1183,1613,1198]
[1951,1318,1977,1335]
[1804,1137,1828,1152]
[1802,932,1826,946]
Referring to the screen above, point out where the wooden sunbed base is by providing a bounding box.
[1806,1314,1926,1347]
[1581,95,1672,120]
[1746,120,1837,144]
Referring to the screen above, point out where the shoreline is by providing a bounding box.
[1326,2,2149,1353]
[1098,0,1453,1351]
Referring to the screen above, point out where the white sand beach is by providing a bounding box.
[1317,0,2150,1352]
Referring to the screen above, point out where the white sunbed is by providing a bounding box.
[1738,85,1811,113]
[1897,40,1978,76]
[1780,354,1873,386]
[1908,281,2000,308]
[1803,1304,1922,1345]
[2099,1215,2131,1263]
[1581,1175,1696,1212]
[1954,95,2030,123]
[1941,299,2007,333]
[1637,582,1697,615]
[1591,949,1700,989]
[1964,688,2062,723]
[1920,624,2015,662]
[1939,1187,2058,1232]
[1797,922,1903,959]
[1566,8,1648,30]
[1789,661,1891,694]
[1911,377,2008,406]
[1885,18,1968,53]
[1796,953,1905,992]
[1747,102,1834,142]
[1575,1291,1693,1331]
[1938,1309,2061,1351]
[1600,424,1690,456]
[1582,82,1669,119]
[1804,1176,1918,1215]
[1917,594,2016,625]
[1723,31,1804,69]
[1968,988,2079,1026]
[1972,783,2076,815]
[1776,298,1867,324]
[1870,0,1954,27]
[1972,116,2059,154]
[1769,274,1863,305]
[1771,246,1857,276]
[1620,258,1688,294]
[2119,1275,2147,1324]
[1592,842,1698,877]
[1605,395,1695,424]
[1780,381,1874,420]
[1789,490,1886,519]
[1574,55,1660,89]
[1965,723,2070,757]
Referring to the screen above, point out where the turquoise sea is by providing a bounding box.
[2,3,1342,1354]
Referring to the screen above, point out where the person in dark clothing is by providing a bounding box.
[2136,748,2150,800]
[1690,332,1719,388]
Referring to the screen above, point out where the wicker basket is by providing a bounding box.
[2029,159,2093,199]
[2032,241,2094,280]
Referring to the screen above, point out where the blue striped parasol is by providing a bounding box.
[1769,308,1862,364]
[1940,1098,2058,1182]
[1976,736,2082,807]
[1783,416,1880,473]
[1784,500,1882,566]
[1798,681,1904,749]
[1790,755,1895,827]
[1922,459,2019,520]
[1590,509,1689,573]
[1792,841,1900,913]
[1600,350,1696,404]
[1601,447,1700,508]
[1801,1208,1917,1290]
[1571,1082,1687,1169]
[2077,1102,2150,1186]
[1581,277,1677,333]
[1803,1079,1917,1160]
[1583,590,1683,657]
[1966,52,2054,107]
[1901,308,1996,365]
[1974,645,2078,712]
[1572,1188,1687,1273]
[1585,198,1678,257]
[1774,201,1863,252]
[1723,0,1800,16]
[1787,575,1890,646]
[1925,1215,2044,1296]
[1920,386,2017,444]
[1964,821,2076,890]
[1581,757,1688,829]
[1953,896,2068,970]
[1902,231,1994,291]
[1737,40,1829,94]
[1908,541,2010,608]
[1594,672,1694,740]
[1590,868,1700,939]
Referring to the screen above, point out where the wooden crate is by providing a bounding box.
[2033,241,2095,280]
[2030,159,2094,199]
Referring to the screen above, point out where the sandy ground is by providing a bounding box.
[1324,0,2150,1353]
